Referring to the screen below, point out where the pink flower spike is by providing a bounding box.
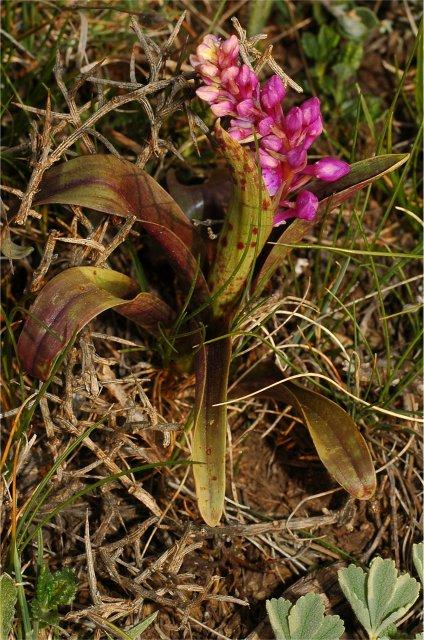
[219,35,239,63]
[198,62,219,80]
[293,190,318,221]
[311,157,350,182]
[228,126,253,141]
[196,85,221,103]
[259,149,280,169]
[300,97,321,126]
[236,98,258,119]
[237,64,259,99]
[260,135,283,152]
[284,107,302,137]
[210,101,236,117]
[261,75,286,112]
[263,167,283,197]
[286,146,307,170]
[258,116,274,136]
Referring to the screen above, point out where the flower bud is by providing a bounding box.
[198,62,219,81]
[260,135,283,152]
[219,35,239,64]
[311,157,350,182]
[293,190,318,220]
[196,85,221,103]
[259,149,280,169]
[237,64,259,99]
[210,100,236,117]
[286,146,307,170]
[261,75,286,112]
[258,116,274,136]
[263,167,283,197]
[236,98,258,119]
[300,97,321,126]
[284,107,302,137]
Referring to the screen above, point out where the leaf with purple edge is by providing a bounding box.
[18,267,175,380]
[166,168,233,221]
[208,122,274,317]
[192,334,232,526]
[253,153,409,295]
[231,363,376,500]
[35,155,210,302]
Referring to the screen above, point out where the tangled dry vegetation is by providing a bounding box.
[1,1,422,638]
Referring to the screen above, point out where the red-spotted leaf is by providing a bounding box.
[231,363,376,500]
[192,335,232,526]
[35,155,210,302]
[18,267,175,380]
[254,153,409,295]
[208,122,274,317]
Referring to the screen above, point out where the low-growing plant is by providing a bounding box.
[15,26,409,527]
[301,2,381,114]
[0,565,158,640]
[266,544,422,640]
[266,592,345,640]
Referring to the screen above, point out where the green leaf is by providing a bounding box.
[32,566,77,629]
[416,29,423,123]
[266,594,344,640]
[247,0,274,36]
[253,153,409,295]
[35,566,77,609]
[208,122,274,317]
[1,229,33,260]
[192,335,232,526]
[35,155,210,302]
[166,168,232,221]
[231,363,376,500]
[288,593,325,639]
[338,564,371,632]
[326,4,379,40]
[318,26,340,58]
[301,32,320,60]
[367,558,398,630]
[126,611,158,638]
[0,574,17,640]
[413,542,423,585]
[372,559,420,636]
[266,598,292,640]
[339,558,420,638]
[18,266,175,380]
[341,41,364,72]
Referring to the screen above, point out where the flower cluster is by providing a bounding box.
[190,35,350,225]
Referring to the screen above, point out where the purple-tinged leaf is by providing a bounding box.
[254,153,409,295]
[192,335,232,526]
[232,364,376,500]
[18,267,175,380]
[1,227,34,260]
[166,169,233,221]
[35,155,210,301]
[208,122,274,316]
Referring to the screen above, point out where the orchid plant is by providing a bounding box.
[18,32,408,526]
